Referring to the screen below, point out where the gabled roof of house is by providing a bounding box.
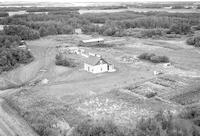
[85,56,109,66]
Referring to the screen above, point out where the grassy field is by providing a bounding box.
[1,34,200,135]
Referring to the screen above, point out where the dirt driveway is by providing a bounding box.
[0,98,38,136]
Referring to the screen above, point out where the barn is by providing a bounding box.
[79,38,104,46]
[84,56,115,74]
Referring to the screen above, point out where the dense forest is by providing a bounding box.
[0,8,199,40]
[81,11,199,37]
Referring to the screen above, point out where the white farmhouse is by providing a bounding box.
[84,56,115,74]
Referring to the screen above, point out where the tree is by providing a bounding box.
[4,25,40,40]
[39,26,48,37]
[169,22,191,34]
[186,36,200,47]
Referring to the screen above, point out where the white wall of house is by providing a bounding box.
[84,63,108,73]
[108,64,116,72]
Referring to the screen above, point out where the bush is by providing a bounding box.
[186,36,200,47]
[145,92,157,98]
[140,28,166,38]
[72,111,200,136]
[139,53,156,60]
[55,54,76,67]
[72,120,126,136]
[150,55,169,63]
[138,53,169,63]
[0,12,9,17]
[135,111,200,136]
[180,105,200,127]
[0,35,21,48]
[169,23,191,35]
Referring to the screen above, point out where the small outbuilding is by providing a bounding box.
[79,38,104,46]
[84,56,115,74]
[74,28,82,34]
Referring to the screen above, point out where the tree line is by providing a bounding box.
[81,11,197,37]
[0,9,199,39]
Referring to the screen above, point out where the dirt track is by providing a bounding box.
[0,98,38,136]
[0,38,58,90]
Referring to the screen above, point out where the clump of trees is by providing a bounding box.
[81,11,199,38]
[55,54,76,67]
[0,35,33,73]
[0,12,9,17]
[0,35,21,48]
[0,48,33,73]
[4,25,40,40]
[72,120,125,136]
[168,22,192,35]
[140,28,166,38]
[180,105,200,128]
[0,12,78,39]
[186,36,200,47]
[72,111,200,136]
[138,53,170,63]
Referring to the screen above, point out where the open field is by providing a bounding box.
[0,33,200,135]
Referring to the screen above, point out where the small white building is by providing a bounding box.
[74,28,82,34]
[0,25,4,31]
[84,56,115,74]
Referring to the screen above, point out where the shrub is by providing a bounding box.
[150,55,169,63]
[0,12,9,17]
[180,105,200,127]
[0,35,21,48]
[135,111,199,136]
[72,120,126,136]
[169,22,191,35]
[145,92,157,98]
[186,36,200,47]
[140,28,165,38]
[55,54,76,67]
[138,53,155,60]
[73,111,200,136]
[138,53,169,63]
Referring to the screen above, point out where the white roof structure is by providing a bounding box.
[0,25,4,31]
[81,38,104,43]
